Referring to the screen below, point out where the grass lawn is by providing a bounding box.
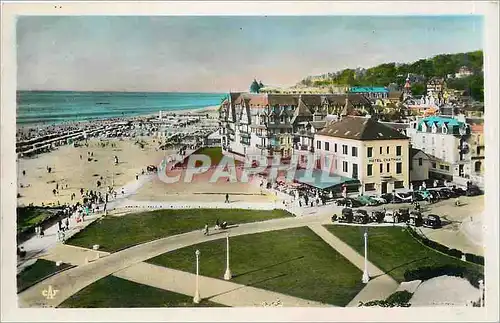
[58,275,225,308]
[17,259,72,293]
[189,147,242,166]
[324,225,483,282]
[148,227,365,306]
[17,207,54,233]
[67,208,292,252]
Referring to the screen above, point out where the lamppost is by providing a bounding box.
[362,228,370,284]
[193,249,201,303]
[224,233,232,280]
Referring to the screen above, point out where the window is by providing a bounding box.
[432,162,437,168]
[394,181,404,189]
[342,145,348,155]
[352,163,358,179]
[386,146,390,154]
[423,136,426,144]
[379,163,383,173]
[439,164,445,170]
[418,158,423,166]
[444,165,450,171]
[396,146,402,156]
[342,161,348,172]
[379,147,383,155]
[352,147,358,157]
[396,162,402,174]
[335,159,338,170]
[317,141,321,150]
[367,164,373,176]
[334,143,338,153]
[367,147,373,158]
[365,183,376,191]
[325,142,330,151]
[386,163,390,173]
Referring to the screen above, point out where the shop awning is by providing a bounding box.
[294,169,360,190]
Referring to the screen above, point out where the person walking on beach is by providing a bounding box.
[136,174,139,181]
[80,188,84,196]
[22,170,26,176]
[52,189,57,196]
[225,193,229,203]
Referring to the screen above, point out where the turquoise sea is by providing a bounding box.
[16,91,227,126]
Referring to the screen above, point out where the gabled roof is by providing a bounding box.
[410,148,428,159]
[300,94,323,107]
[296,99,313,117]
[317,116,409,141]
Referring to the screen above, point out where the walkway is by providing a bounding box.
[114,263,331,307]
[18,215,330,308]
[307,224,399,306]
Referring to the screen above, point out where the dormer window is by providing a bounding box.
[442,125,448,134]
[431,123,438,133]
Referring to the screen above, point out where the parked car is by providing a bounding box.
[353,211,370,224]
[451,186,467,196]
[409,211,423,226]
[429,190,441,201]
[384,210,396,223]
[466,185,483,196]
[380,193,393,203]
[397,208,410,223]
[338,208,354,223]
[335,198,362,207]
[356,195,380,206]
[412,191,426,201]
[371,196,388,204]
[423,214,442,229]
[371,211,385,223]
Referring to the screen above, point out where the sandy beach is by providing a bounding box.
[16,105,222,207]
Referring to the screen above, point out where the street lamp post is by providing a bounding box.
[193,249,201,303]
[362,229,370,284]
[224,233,232,280]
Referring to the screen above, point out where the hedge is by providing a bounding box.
[465,253,485,265]
[404,264,484,288]
[360,291,413,307]
[406,226,485,265]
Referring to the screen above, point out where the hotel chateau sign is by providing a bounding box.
[367,157,403,163]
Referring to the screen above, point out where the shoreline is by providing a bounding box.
[16,104,220,130]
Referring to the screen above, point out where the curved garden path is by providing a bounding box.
[18,212,398,308]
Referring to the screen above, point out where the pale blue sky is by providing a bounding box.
[17,15,483,92]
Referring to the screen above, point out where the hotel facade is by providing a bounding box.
[313,116,410,195]
[219,92,372,161]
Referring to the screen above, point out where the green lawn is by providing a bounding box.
[17,207,54,233]
[148,227,365,306]
[59,275,225,308]
[324,225,483,282]
[17,259,72,292]
[67,208,292,252]
[190,147,242,166]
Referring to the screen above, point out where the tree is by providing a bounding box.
[411,83,426,96]
[250,79,261,93]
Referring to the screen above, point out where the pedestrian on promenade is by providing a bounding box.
[58,219,63,231]
[35,225,40,238]
[225,193,229,203]
[204,224,209,236]
[40,227,44,237]
[65,217,70,231]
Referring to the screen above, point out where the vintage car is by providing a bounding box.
[353,210,370,224]
[397,208,410,223]
[423,214,442,229]
[338,208,354,223]
[370,210,385,223]
[466,185,483,196]
[383,210,396,223]
[409,211,423,226]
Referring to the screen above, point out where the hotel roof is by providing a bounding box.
[317,116,409,141]
[348,86,389,94]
